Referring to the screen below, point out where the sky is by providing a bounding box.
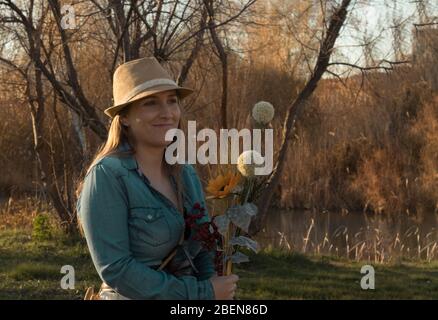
[335,0,436,67]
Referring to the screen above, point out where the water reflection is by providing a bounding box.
[255,210,438,262]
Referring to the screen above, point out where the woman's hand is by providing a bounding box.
[209,274,239,300]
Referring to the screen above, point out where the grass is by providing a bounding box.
[0,228,100,299]
[1,228,437,300]
[235,249,438,299]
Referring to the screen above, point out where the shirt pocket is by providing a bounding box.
[128,206,171,247]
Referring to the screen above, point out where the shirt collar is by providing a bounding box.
[118,141,171,187]
[117,141,180,194]
[117,141,138,171]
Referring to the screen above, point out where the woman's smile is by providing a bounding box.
[152,123,176,128]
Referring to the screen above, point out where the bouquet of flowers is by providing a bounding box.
[198,101,275,276]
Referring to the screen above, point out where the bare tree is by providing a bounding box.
[0,0,260,232]
[249,0,353,235]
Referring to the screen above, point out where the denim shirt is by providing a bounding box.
[76,143,216,300]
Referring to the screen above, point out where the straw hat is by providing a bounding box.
[104,57,194,118]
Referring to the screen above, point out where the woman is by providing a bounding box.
[76,57,239,300]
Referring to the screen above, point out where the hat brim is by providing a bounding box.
[104,84,194,118]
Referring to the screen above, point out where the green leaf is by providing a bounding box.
[229,236,260,253]
[226,203,258,233]
[213,214,230,236]
[227,251,250,264]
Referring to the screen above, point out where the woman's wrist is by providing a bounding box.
[202,278,216,300]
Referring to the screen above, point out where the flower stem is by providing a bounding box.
[243,177,255,203]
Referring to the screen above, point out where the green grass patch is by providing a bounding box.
[9,263,61,281]
[0,229,437,299]
[0,228,100,300]
[234,248,438,299]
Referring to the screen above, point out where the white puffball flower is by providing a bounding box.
[237,150,265,177]
[252,101,275,125]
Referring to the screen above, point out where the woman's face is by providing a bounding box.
[120,89,181,148]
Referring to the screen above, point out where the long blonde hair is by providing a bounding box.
[75,102,186,220]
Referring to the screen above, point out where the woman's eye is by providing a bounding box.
[142,98,177,106]
[144,100,156,106]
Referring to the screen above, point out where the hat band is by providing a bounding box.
[122,78,178,103]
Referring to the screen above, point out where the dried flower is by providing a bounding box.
[185,203,222,271]
[237,150,264,177]
[252,101,275,125]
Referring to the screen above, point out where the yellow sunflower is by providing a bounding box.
[206,172,241,199]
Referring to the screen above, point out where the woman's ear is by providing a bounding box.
[120,115,130,127]
[119,103,133,127]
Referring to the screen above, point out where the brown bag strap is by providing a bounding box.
[158,168,186,271]
[157,166,185,270]
[158,224,185,271]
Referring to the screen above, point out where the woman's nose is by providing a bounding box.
[159,101,175,117]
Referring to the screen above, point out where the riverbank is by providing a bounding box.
[0,228,437,299]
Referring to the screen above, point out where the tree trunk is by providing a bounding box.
[204,0,228,129]
[29,44,77,234]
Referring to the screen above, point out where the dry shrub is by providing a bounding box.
[277,67,437,216]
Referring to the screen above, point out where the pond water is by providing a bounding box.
[255,209,438,262]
